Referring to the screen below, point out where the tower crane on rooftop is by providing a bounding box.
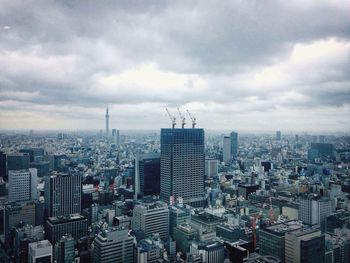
[186,110,197,128]
[177,107,186,128]
[166,108,176,129]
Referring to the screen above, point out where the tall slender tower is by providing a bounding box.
[105,105,109,137]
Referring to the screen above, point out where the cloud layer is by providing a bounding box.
[0,0,349,131]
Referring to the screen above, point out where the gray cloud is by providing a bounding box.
[0,0,349,131]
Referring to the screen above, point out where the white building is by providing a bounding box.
[28,240,53,263]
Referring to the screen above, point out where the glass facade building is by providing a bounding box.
[160,128,205,207]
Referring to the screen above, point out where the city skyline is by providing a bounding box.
[0,1,349,132]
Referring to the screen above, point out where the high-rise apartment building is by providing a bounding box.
[230,131,238,158]
[160,128,205,207]
[8,168,38,202]
[93,228,134,263]
[44,173,81,218]
[132,201,169,241]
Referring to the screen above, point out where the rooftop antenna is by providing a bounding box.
[177,107,186,128]
[186,109,197,128]
[166,108,176,128]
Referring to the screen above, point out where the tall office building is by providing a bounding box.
[230,131,238,158]
[132,201,169,241]
[135,153,161,198]
[285,228,325,263]
[8,168,38,202]
[28,240,53,263]
[160,128,205,207]
[223,136,231,163]
[112,129,120,145]
[44,173,81,218]
[205,159,218,178]
[276,131,281,141]
[105,105,109,137]
[93,228,134,263]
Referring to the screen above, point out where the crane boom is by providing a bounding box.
[186,110,197,128]
[177,107,186,128]
[166,108,176,128]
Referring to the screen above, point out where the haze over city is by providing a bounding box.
[0,0,349,132]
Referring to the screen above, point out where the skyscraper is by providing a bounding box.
[44,173,81,218]
[135,153,161,198]
[223,136,231,163]
[230,131,238,158]
[160,128,205,207]
[105,105,109,137]
[8,168,38,202]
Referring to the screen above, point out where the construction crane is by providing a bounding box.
[166,108,176,128]
[177,107,186,128]
[186,109,197,128]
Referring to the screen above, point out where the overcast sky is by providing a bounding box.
[0,0,349,132]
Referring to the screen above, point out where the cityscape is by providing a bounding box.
[1,1,350,263]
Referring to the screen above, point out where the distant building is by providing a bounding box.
[230,131,238,158]
[223,136,231,163]
[160,128,205,207]
[28,240,53,263]
[308,143,334,160]
[8,168,38,202]
[205,159,218,178]
[112,129,120,145]
[135,153,161,198]
[105,105,109,137]
[132,201,169,241]
[0,151,6,178]
[285,228,325,263]
[93,228,134,263]
[276,131,281,141]
[44,173,81,218]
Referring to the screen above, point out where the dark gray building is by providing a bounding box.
[135,153,161,198]
[160,128,205,207]
[45,214,87,245]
